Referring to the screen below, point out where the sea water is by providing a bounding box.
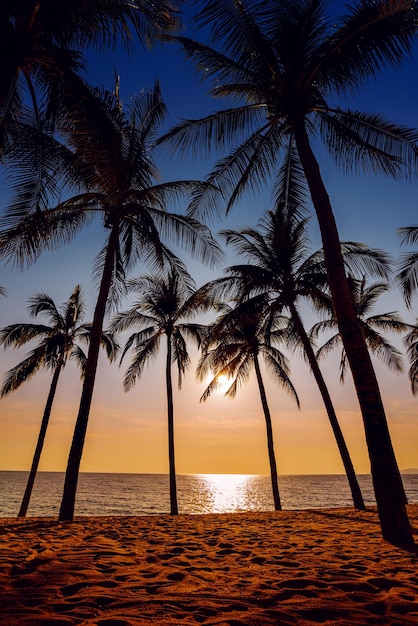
[1,471,417,517]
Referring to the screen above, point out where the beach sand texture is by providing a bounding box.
[0,505,417,625]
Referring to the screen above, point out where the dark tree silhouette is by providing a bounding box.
[111,270,211,515]
[162,0,418,543]
[0,285,117,517]
[198,297,299,511]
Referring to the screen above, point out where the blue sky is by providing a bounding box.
[0,3,418,476]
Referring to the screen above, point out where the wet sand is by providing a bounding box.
[0,505,417,625]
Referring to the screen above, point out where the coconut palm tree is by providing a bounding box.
[311,277,408,382]
[198,296,299,511]
[110,269,211,515]
[205,212,376,509]
[161,0,418,543]
[0,285,117,517]
[0,0,182,136]
[0,83,221,522]
[197,149,391,510]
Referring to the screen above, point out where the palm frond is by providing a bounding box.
[396,251,418,308]
[318,109,418,179]
[339,242,392,280]
[319,0,418,94]
[0,323,53,348]
[122,332,162,390]
[160,103,267,161]
[69,344,88,376]
[1,347,46,396]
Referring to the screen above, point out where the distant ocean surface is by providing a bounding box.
[1,471,417,518]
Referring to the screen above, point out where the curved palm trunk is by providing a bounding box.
[166,332,178,515]
[289,303,365,510]
[59,225,119,522]
[18,360,63,518]
[253,351,281,511]
[293,120,412,544]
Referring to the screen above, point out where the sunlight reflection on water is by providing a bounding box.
[199,474,255,513]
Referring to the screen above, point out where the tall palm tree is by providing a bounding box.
[0,285,117,517]
[311,276,409,504]
[198,296,299,511]
[0,83,221,521]
[312,277,408,383]
[162,0,418,543]
[206,208,390,509]
[111,269,211,515]
[0,0,182,135]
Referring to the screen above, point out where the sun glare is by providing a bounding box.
[216,375,231,394]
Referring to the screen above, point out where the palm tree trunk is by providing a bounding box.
[289,303,365,510]
[58,225,119,522]
[166,332,178,515]
[293,120,412,544]
[18,361,63,518]
[253,351,281,511]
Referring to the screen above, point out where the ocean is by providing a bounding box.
[1,471,418,517]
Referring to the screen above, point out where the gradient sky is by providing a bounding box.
[1,4,418,476]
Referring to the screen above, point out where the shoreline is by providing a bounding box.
[1,505,417,625]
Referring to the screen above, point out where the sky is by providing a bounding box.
[0,2,418,478]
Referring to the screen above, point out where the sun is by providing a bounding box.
[215,374,231,394]
[203,373,232,395]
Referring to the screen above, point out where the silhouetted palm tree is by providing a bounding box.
[111,269,211,515]
[0,84,221,521]
[312,277,407,383]
[162,0,418,543]
[0,285,117,517]
[198,296,299,511]
[207,211,384,509]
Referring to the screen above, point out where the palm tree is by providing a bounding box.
[198,296,299,511]
[0,285,117,517]
[312,277,408,383]
[111,269,211,515]
[162,0,418,543]
[206,209,385,509]
[0,83,221,521]
[311,275,409,504]
[0,0,182,135]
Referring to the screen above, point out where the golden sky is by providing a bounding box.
[1,339,416,476]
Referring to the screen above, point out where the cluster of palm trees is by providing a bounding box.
[1,217,416,523]
[0,0,418,545]
[1,204,417,525]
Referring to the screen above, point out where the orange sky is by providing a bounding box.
[1,323,417,476]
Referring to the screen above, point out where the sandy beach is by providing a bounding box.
[0,505,417,625]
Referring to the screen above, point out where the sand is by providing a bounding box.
[0,505,417,625]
